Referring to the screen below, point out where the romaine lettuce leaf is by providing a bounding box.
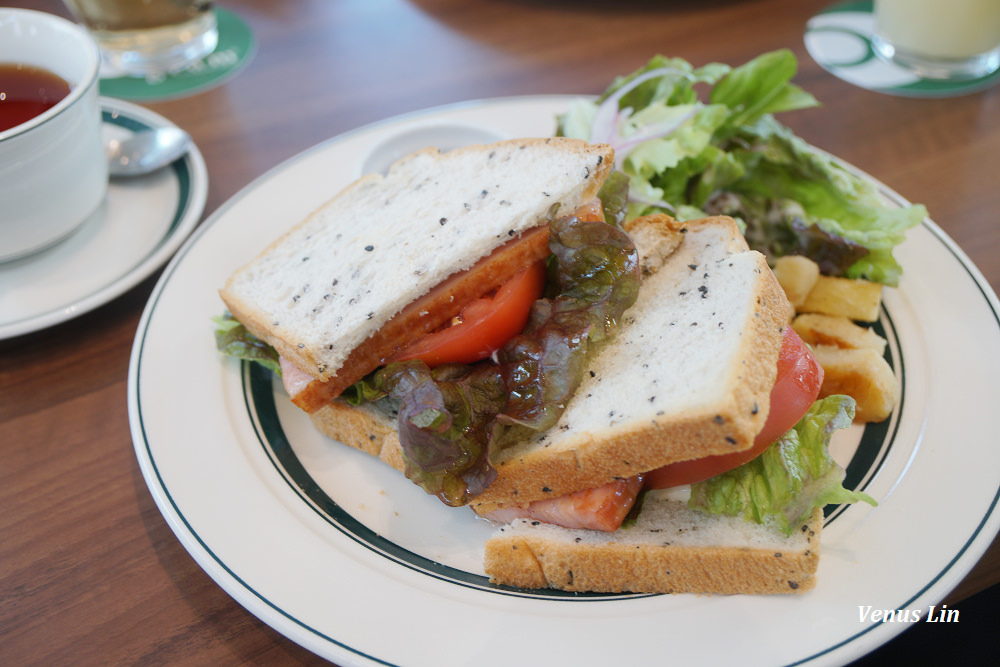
[688,395,877,535]
[709,48,820,134]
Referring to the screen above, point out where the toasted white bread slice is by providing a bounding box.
[308,214,793,512]
[220,138,613,383]
[483,491,822,595]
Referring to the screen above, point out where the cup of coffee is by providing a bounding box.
[0,9,107,263]
[62,0,218,77]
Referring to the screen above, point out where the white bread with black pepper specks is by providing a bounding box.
[483,492,821,595]
[220,138,613,382]
[470,214,791,512]
[309,214,793,513]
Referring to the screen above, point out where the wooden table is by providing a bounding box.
[3,1,999,664]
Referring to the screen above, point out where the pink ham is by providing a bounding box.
[479,476,644,532]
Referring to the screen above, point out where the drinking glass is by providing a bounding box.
[872,0,1000,80]
[62,0,218,76]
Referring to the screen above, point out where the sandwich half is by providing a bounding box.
[221,137,612,402]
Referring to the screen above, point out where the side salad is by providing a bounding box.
[557,49,925,286]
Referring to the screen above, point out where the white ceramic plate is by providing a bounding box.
[128,97,1000,666]
[0,98,207,340]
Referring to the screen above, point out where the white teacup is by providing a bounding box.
[0,9,107,263]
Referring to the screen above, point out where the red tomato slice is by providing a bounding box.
[390,260,547,367]
[644,327,824,489]
[388,201,603,369]
[754,326,826,446]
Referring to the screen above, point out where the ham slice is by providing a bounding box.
[280,356,317,399]
[478,476,644,532]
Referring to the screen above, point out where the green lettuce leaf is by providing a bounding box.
[596,169,630,228]
[717,117,926,284]
[213,312,282,376]
[593,54,729,110]
[688,395,877,535]
[557,49,923,286]
[709,48,819,134]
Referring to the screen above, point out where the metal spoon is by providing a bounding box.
[107,127,192,178]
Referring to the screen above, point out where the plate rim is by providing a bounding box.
[127,94,1000,667]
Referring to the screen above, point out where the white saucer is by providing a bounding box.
[0,98,208,340]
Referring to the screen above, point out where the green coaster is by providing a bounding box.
[98,7,255,102]
[805,0,1000,97]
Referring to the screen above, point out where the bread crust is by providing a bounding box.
[309,399,406,472]
[482,505,822,595]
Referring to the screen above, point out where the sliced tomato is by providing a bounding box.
[644,327,824,489]
[388,202,604,369]
[754,326,826,446]
[390,260,547,367]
